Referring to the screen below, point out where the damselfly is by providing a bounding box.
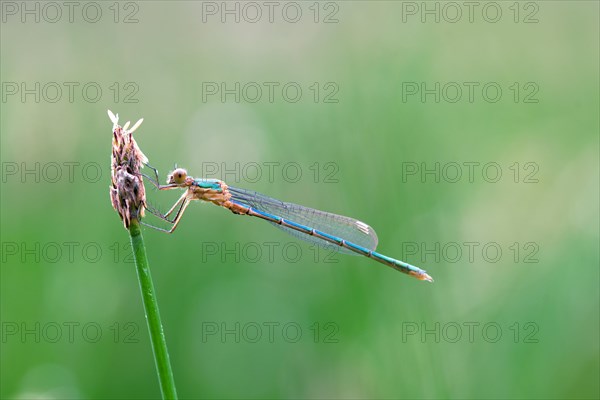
[142,166,433,282]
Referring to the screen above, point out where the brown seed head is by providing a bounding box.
[109,110,148,229]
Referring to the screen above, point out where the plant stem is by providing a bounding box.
[128,220,178,399]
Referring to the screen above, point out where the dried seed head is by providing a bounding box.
[109,110,148,229]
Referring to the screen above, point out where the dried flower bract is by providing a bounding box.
[109,110,148,229]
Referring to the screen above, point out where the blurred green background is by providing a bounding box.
[1,1,598,399]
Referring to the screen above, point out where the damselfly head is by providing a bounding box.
[167,168,188,185]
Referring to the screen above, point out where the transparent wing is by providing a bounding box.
[228,186,378,255]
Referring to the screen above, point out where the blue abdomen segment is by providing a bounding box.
[230,199,432,281]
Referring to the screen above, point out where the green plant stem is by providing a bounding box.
[128,220,178,399]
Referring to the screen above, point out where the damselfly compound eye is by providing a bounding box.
[167,168,188,185]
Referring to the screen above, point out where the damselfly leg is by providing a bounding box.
[140,163,192,233]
